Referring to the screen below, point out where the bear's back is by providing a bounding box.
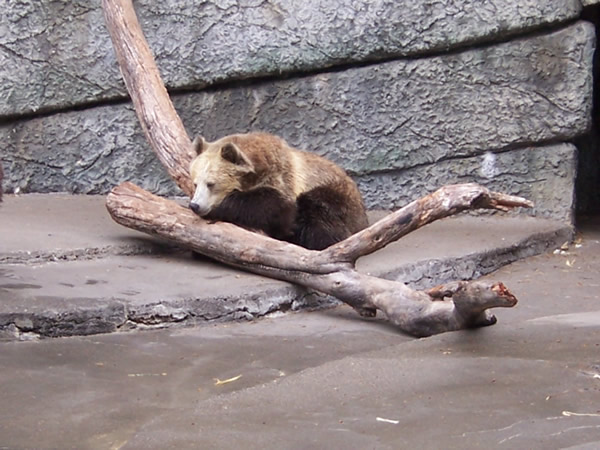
[229,132,352,198]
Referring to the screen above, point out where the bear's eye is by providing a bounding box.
[206,182,215,190]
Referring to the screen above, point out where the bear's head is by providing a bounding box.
[188,135,256,217]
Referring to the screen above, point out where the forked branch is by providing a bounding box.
[107,182,520,336]
[102,0,528,336]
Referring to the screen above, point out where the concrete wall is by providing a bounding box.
[0,0,596,223]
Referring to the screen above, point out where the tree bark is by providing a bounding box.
[102,0,529,336]
[107,181,522,336]
[101,0,195,196]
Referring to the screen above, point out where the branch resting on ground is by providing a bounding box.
[102,0,529,336]
[107,182,523,337]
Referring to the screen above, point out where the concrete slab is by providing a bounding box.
[0,194,177,264]
[0,194,573,339]
[0,220,598,449]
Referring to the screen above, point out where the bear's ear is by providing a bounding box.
[221,143,254,171]
[192,136,207,155]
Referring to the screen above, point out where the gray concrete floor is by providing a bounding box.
[0,194,573,339]
[0,218,599,449]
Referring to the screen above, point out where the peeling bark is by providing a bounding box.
[102,0,530,336]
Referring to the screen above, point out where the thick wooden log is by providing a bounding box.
[107,182,520,336]
[102,0,528,336]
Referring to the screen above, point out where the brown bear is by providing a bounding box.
[188,132,368,250]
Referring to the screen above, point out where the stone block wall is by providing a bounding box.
[1,0,597,223]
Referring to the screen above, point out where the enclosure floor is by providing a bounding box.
[0,193,573,340]
[0,214,598,448]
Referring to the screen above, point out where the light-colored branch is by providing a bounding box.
[102,0,525,336]
[102,0,195,196]
[106,182,342,275]
[107,182,519,336]
[319,184,533,264]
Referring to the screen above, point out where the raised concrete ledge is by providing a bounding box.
[0,194,179,265]
[0,194,572,340]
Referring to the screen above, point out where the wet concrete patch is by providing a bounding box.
[528,311,600,327]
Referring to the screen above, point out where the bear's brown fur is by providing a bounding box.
[189,132,368,250]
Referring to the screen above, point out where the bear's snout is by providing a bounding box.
[189,202,209,216]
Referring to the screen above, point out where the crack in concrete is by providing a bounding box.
[7,154,65,170]
[349,139,574,177]
[0,42,47,65]
[1,242,182,266]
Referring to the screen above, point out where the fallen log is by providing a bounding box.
[107,181,521,336]
[102,0,529,336]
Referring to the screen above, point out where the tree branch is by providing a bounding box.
[319,184,533,264]
[107,182,520,336]
[102,0,195,196]
[102,0,526,336]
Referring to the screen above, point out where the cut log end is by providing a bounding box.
[372,279,519,337]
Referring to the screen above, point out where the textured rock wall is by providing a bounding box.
[0,0,584,116]
[0,1,595,223]
[356,144,577,221]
